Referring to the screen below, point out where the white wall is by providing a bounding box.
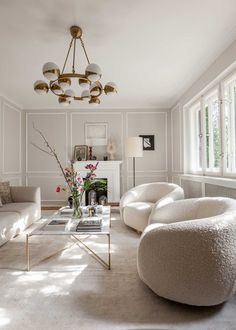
[23,108,169,206]
[0,96,23,186]
[170,39,236,197]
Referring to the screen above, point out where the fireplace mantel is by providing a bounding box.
[73,161,123,203]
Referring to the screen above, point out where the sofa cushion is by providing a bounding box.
[0,202,40,223]
[0,181,12,204]
[0,212,21,245]
[123,202,154,232]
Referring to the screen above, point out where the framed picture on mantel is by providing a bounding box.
[85,123,108,146]
[73,145,88,161]
[139,135,155,151]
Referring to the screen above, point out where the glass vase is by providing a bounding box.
[72,195,82,218]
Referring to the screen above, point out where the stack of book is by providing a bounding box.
[76,217,102,232]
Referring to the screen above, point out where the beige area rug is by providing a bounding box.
[0,211,236,330]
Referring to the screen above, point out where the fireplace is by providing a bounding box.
[73,161,122,203]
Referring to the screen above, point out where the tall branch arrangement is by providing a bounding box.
[31,124,101,199]
[32,123,74,194]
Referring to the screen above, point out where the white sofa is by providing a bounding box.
[120,183,184,232]
[0,186,41,246]
[138,197,236,306]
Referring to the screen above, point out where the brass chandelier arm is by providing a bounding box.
[49,81,61,96]
[79,37,90,64]
[72,38,76,74]
[61,37,74,74]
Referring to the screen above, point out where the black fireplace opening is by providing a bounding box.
[85,178,108,205]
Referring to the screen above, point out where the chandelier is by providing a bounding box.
[33,25,117,106]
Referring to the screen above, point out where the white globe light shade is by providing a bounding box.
[51,83,63,95]
[42,62,60,80]
[85,63,102,82]
[79,78,90,89]
[89,82,102,97]
[58,77,71,89]
[81,90,90,100]
[58,96,70,106]
[104,82,118,95]
[64,89,75,99]
[34,80,49,94]
[89,97,100,106]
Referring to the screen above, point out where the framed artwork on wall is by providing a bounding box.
[139,135,155,151]
[73,145,88,161]
[85,123,108,146]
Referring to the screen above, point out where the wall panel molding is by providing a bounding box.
[2,102,21,175]
[70,111,124,161]
[26,112,67,174]
[24,109,168,204]
[26,175,67,202]
[126,111,168,173]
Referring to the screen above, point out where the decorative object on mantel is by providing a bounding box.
[139,135,155,150]
[31,124,100,218]
[73,145,88,161]
[107,139,117,160]
[34,25,117,106]
[126,137,143,187]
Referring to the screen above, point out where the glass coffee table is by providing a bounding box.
[26,206,111,271]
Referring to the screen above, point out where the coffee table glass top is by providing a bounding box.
[31,205,111,236]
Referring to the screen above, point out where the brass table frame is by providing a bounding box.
[26,207,111,271]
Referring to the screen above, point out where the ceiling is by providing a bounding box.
[0,0,236,109]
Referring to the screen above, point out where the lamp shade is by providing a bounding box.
[126,137,143,157]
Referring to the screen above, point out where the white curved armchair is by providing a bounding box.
[120,182,184,232]
[138,197,236,306]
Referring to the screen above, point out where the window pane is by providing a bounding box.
[205,106,210,168]
[234,86,236,168]
[204,91,221,172]
[212,101,221,167]
[223,76,236,173]
[197,109,202,169]
[188,102,202,173]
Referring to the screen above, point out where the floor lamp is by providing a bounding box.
[126,137,143,187]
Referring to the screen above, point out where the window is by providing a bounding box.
[184,70,236,177]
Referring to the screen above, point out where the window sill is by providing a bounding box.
[180,174,236,189]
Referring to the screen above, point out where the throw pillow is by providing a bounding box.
[0,181,12,204]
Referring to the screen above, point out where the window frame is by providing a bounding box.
[184,85,223,177]
[221,73,236,177]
